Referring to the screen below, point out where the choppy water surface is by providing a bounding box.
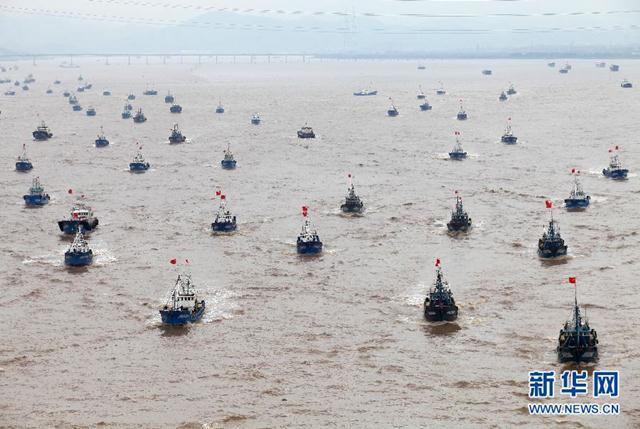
[1,59,639,428]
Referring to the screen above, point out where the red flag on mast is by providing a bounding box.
[435,258,441,267]
[220,194,226,200]
[569,277,576,284]
[571,168,576,174]
[169,258,177,265]
[215,190,221,196]
[545,200,553,209]
[68,189,73,194]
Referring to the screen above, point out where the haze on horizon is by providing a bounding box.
[0,0,638,56]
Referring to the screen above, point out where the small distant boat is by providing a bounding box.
[419,100,432,111]
[506,84,517,95]
[77,75,84,81]
[168,123,186,144]
[436,82,446,95]
[456,101,468,120]
[538,201,567,258]
[447,192,471,232]
[602,146,628,179]
[46,88,53,94]
[54,80,61,84]
[127,93,136,100]
[72,104,83,112]
[58,201,99,234]
[499,91,508,101]
[221,143,236,169]
[143,88,158,95]
[4,90,15,96]
[211,193,237,232]
[565,64,572,70]
[15,144,33,171]
[23,176,50,206]
[95,127,109,147]
[102,89,111,96]
[424,259,458,322]
[621,79,632,88]
[387,98,399,117]
[64,229,93,267]
[159,273,205,326]
[548,62,556,67]
[125,102,133,111]
[416,85,425,99]
[215,103,225,113]
[449,131,467,160]
[417,65,426,70]
[557,278,598,363]
[297,206,322,255]
[559,67,569,74]
[63,91,70,97]
[353,88,377,96]
[297,124,315,139]
[68,95,78,105]
[170,103,182,113]
[84,83,92,90]
[482,69,492,75]
[564,170,590,210]
[14,80,20,86]
[340,174,364,214]
[595,62,606,68]
[610,64,620,72]
[22,85,29,91]
[24,74,35,84]
[501,118,517,144]
[133,108,147,123]
[129,144,150,172]
[121,104,132,119]
[251,113,261,125]
[77,86,85,92]
[32,121,53,140]
[164,91,174,103]
[86,106,97,116]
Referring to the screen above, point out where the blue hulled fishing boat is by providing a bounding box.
[215,102,225,113]
[133,108,146,123]
[68,95,78,105]
[159,272,205,325]
[121,104,132,119]
[297,124,315,139]
[211,193,237,232]
[456,101,468,120]
[168,123,186,144]
[501,118,517,144]
[621,79,632,88]
[557,277,598,363]
[506,84,517,95]
[564,170,590,210]
[72,104,83,112]
[297,206,322,255]
[387,98,399,117]
[15,144,33,171]
[164,91,174,103]
[482,69,492,75]
[4,90,16,96]
[436,82,446,95]
[499,91,508,101]
[170,102,182,113]
[416,85,425,99]
[23,177,50,206]
[548,62,556,67]
[64,228,93,267]
[58,200,99,234]
[610,64,619,72]
[251,113,261,125]
[602,147,628,179]
[63,90,70,97]
[32,121,53,140]
[129,145,150,172]
[419,100,432,111]
[221,143,236,169]
[46,88,53,94]
[449,131,467,160]
[424,259,458,322]
[95,127,109,147]
[143,86,158,95]
[447,192,471,232]
[103,89,111,96]
[128,93,135,100]
[538,201,568,258]
[86,106,96,116]
[340,174,364,214]
[353,88,377,96]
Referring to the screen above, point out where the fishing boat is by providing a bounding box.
[84,83,93,90]
[559,66,569,74]
[46,88,53,94]
[340,174,364,214]
[127,93,135,100]
[169,103,182,113]
[143,87,158,95]
[63,91,70,97]
[215,102,225,113]
[564,169,590,210]
[133,108,147,123]
[506,84,517,95]
[595,62,606,68]
[125,102,133,111]
[449,131,467,160]
[32,121,53,140]
[297,206,322,255]
[251,113,261,125]
[102,89,111,96]
[221,143,236,169]
[456,101,468,120]
[211,193,237,232]
[58,201,99,234]
[129,144,150,172]
[15,144,33,171]
[68,95,78,105]
[501,118,517,144]
[86,106,97,116]
[23,177,50,206]
[387,98,399,117]
[64,228,93,267]
[14,80,20,86]
[164,91,174,103]
[417,65,426,70]
[482,69,492,75]
[419,100,432,111]
[621,79,632,88]
[77,75,83,81]
[121,104,132,119]
[72,104,83,112]
[416,86,426,99]
[424,259,458,322]
[95,127,109,147]
[54,79,61,84]
[538,201,567,258]
[77,86,85,92]
[353,88,377,96]
[436,83,446,95]
[557,278,598,363]
[499,91,508,101]
[297,125,315,139]
[24,74,35,83]
[168,123,186,144]
[610,64,620,72]
[4,90,15,96]
[447,192,472,232]
[159,273,205,326]
[602,146,628,179]
[22,85,29,91]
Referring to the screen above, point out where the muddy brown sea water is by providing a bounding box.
[0,59,639,428]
